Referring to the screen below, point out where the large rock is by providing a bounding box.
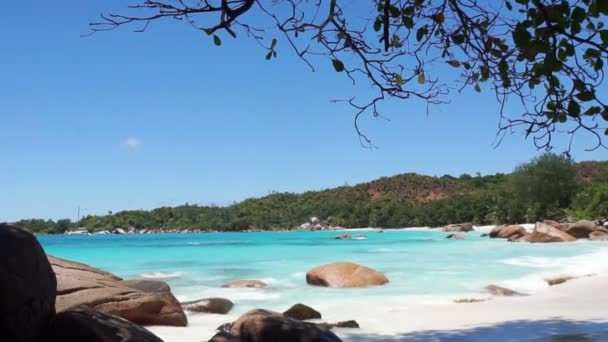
[0,223,56,342]
[221,280,267,288]
[46,305,162,342]
[490,225,527,239]
[565,220,597,239]
[590,231,608,241]
[182,298,234,314]
[544,220,569,231]
[50,256,187,326]
[306,262,388,288]
[443,223,474,232]
[283,303,321,320]
[227,309,342,342]
[521,222,576,243]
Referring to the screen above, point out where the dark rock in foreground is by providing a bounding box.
[50,256,187,326]
[0,223,57,342]
[224,309,342,342]
[182,298,234,314]
[46,305,163,342]
[283,303,321,320]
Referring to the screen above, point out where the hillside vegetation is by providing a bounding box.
[14,154,608,234]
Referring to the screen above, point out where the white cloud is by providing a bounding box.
[123,137,142,151]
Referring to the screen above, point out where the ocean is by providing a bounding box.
[38,228,608,315]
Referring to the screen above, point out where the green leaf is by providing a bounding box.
[395,73,404,86]
[584,106,602,115]
[416,26,427,42]
[213,35,221,46]
[271,38,277,48]
[513,24,531,48]
[506,1,512,10]
[568,100,581,117]
[373,18,382,32]
[571,6,586,24]
[265,51,272,60]
[474,84,481,92]
[575,91,595,102]
[389,5,400,18]
[332,59,345,72]
[403,15,414,29]
[600,30,608,44]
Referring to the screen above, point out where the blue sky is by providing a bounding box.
[1,1,606,221]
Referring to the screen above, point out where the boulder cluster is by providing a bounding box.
[297,217,343,231]
[1,222,390,341]
[489,220,608,243]
[0,223,176,342]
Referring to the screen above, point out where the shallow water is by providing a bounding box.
[39,229,608,312]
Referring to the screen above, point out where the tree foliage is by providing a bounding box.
[13,155,608,234]
[88,0,608,150]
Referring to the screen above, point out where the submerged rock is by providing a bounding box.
[334,233,352,240]
[182,298,234,314]
[306,262,388,288]
[283,303,321,320]
[221,280,268,288]
[446,233,465,240]
[483,284,525,296]
[443,223,474,232]
[226,309,342,342]
[46,305,162,342]
[331,320,360,328]
[0,223,57,342]
[545,276,576,286]
[50,256,187,326]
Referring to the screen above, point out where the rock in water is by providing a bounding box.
[50,256,187,326]
[483,284,525,296]
[306,262,388,288]
[443,223,474,232]
[228,309,342,342]
[283,303,322,320]
[520,222,576,243]
[564,220,597,239]
[221,280,267,288]
[0,223,56,342]
[446,233,465,240]
[46,305,162,342]
[490,225,527,239]
[182,298,234,314]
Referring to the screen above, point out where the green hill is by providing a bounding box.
[14,155,608,234]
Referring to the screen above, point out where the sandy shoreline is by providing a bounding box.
[148,273,608,341]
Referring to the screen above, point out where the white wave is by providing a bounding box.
[260,277,298,288]
[290,272,305,278]
[500,247,608,293]
[179,286,281,303]
[140,271,183,280]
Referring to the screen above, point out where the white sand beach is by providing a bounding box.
[148,273,608,341]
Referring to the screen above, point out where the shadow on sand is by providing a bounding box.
[340,318,608,342]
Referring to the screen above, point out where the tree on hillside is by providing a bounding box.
[90,0,608,150]
[510,153,577,221]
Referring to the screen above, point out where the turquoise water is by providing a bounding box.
[39,229,608,311]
